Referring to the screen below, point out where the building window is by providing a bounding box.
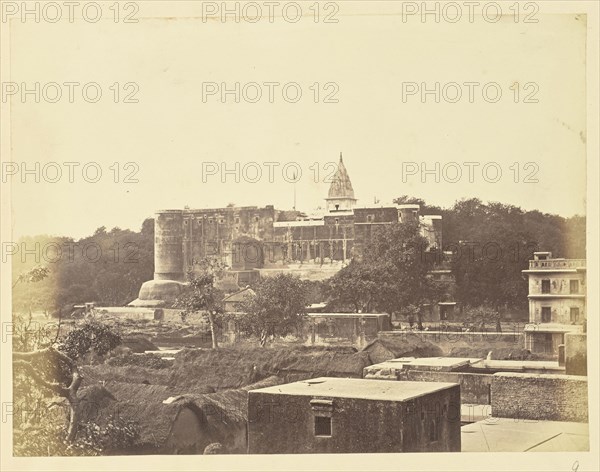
[235,217,240,224]
[429,419,439,442]
[570,307,580,323]
[314,416,331,437]
[335,204,340,211]
[541,307,551,323]
[219,219,225,224]
[254,216,259,222]
[541,280,551,294]
[570,280,579,294]
[367,215,374,222]
[208,218,213,224]
[335,218,339,225]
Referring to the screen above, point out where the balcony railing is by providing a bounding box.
[529,259,586,270]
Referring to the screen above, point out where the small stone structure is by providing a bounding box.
[247,377,461,453]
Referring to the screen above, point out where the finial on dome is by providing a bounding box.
[340,152,343,162]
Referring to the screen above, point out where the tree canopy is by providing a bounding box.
[326,221,441,316]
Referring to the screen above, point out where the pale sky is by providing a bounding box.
[2,3,587,239]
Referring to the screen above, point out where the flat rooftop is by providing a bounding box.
[307,313,388,318]
[249,377,457,402]
[395,357,479,368]
[366,357,482,372]
[365,357,565,374]
[462,418,589,452]
[470,359,565,372]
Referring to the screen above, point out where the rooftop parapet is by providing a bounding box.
[527,259,586,271]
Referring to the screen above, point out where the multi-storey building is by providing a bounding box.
[522,252,586,354]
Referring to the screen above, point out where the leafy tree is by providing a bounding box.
[238,273,309,347]
[174,258,226,349]
[326,220,447,321]
[365,220,437,315]
[325,222,435,316]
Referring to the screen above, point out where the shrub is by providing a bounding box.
[60,321,122,360]
[106,353,171,369]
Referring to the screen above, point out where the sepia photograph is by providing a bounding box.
[0,1,598,471]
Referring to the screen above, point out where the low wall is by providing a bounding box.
[378,329,525,357]
[491,372,588,422]
[379,331,524,348]
[406,371,492,405]
[96,307,157,321]
[160,309,210,327]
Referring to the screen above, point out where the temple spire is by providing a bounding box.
[325,153,357,212]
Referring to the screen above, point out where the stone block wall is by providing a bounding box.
[491,373,588,422]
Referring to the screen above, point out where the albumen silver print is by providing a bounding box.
[0,1,598,471]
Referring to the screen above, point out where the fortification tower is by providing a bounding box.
[153,210,185,282]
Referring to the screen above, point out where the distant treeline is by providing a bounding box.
[396,196,585,310]
[11,197,585,314]
[12,219,155,315]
